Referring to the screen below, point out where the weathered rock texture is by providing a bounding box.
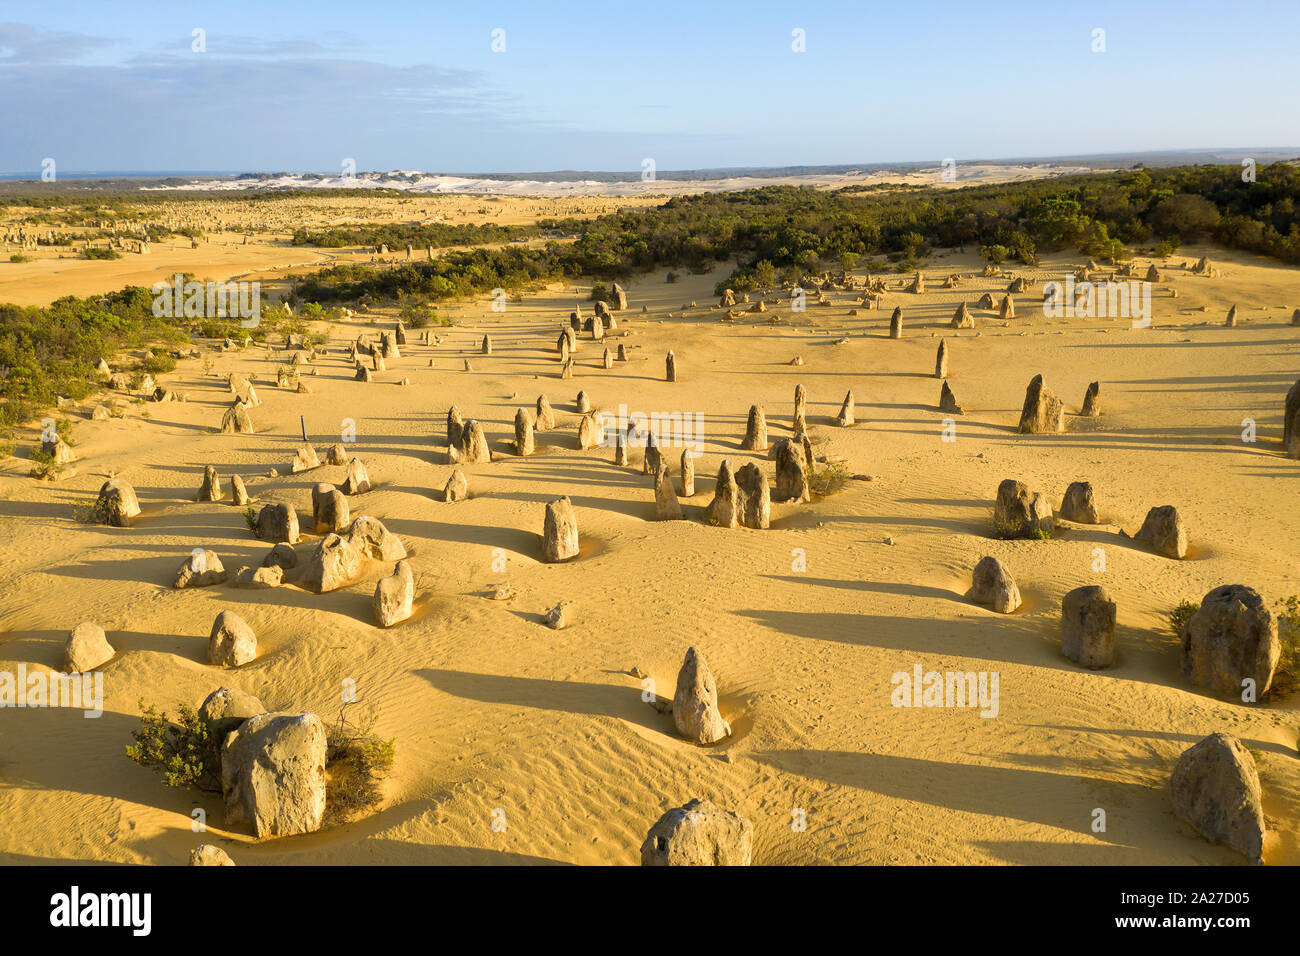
[1179,585,1279,698]
[208,610,257,667]
[1059,481,1100,523]
[741,405,768,451]
[640,798,753,866]
[373,561,415,627]
[220,712,327,838]
[65,622,114,672]
[993,479,1054,539]
[542,496,579,562]
[254,503,300,544]
[174,549,228,588]
[1018,374,1065,434]
[1060,585,1117,668]
[1135,505,1187,559]
[1170,732,1265,864]
[673,647,731,744]
[734,463,771,529]
[968,556,1021,613]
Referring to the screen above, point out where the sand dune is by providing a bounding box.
[150,164,1094,197]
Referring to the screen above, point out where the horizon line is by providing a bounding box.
[3,147,1298,182]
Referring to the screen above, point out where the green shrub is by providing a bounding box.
[28,446,68,480]
[128,697,397,825]
[71,497,114,524]
[809,460,849,497]
[50,418,76,445]
[398,301,442,328]
[989,513,1053,541]
[141,353,176,375]
[84,247,121,260]
[323,704,395,826]
[325,735,395,825]
[125,700,220,792]
[242,505,258,531]
[197,318,236,339]
[980,244,1008,265]
[1168,599,1200,637]
[9,253,31,263]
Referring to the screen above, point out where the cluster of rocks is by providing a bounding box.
[447,407,490,464]
[968,556,1117,666]
[76,260,1287,868]
[992,479,1055,538]
[707,460,769,529]
[302,515,407,593]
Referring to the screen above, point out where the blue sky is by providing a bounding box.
[1,0,1297,174]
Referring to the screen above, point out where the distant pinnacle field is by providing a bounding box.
[0,190,1297,866]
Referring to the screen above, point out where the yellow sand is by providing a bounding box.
[0,205,1297,865]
